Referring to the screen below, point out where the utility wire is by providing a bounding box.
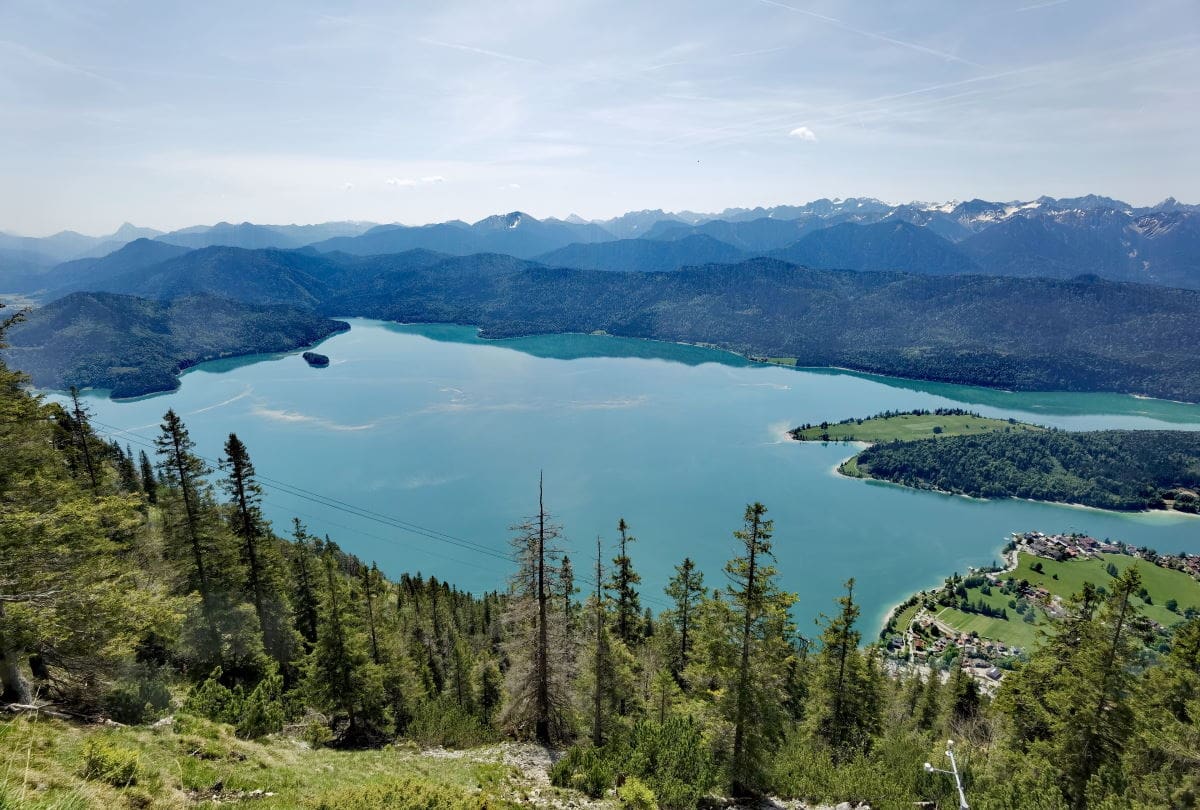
[88,416,671,609]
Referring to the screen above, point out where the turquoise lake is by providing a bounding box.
[70,319,1200,638]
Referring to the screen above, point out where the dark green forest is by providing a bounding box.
[854,428,1200,511]
[3,307,1200,809]
[7,251,1200,400]
[3,292,347,398]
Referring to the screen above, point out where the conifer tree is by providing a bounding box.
[500,474,573,744]
[1,314,175,703]
[724,502,798,795]
[608,518,642,647]
[582,535,635,746]
[138,449,158,504]
[949,655,981,723]
[305,553,387,739]
[591,536,609,745]
[289,520,321,647]
[918,670,941,731]
[809,579,880,762]
[997,568,1148,809]
[68,386,99,492]
[665,556,706,674]
[1057,567,1147,808]
[112,442,140,494]
[156,409,225,659]
[561,554,577,624]
[361,561,384,665]
[478,660,503,726]
[220,433,297,668]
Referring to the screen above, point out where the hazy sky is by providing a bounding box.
[2,0,1198,236]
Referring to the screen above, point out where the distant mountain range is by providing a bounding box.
[3,194,1199,401]
[4,195,1197,291]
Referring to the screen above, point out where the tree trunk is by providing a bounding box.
[535,475,551,745]
[167,427,223,667]
[233,465,265,633]
[731,518,759,795]
[592,536,604,747]
[0,607,32,704]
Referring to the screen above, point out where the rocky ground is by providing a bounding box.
[420,742,873,810]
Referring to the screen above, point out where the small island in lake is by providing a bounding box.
[792,410,1200,513]
[302,351,330,367]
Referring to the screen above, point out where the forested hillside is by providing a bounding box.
[9,252,1200,401]
[853,429,1200,511]
[3,304,1200,809]
[2,292,349,398]
[324,258,1200,401]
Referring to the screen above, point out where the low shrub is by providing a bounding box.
[550,718,715,807]
[80,739,140,786]
[302,718,334,749]
[102,669,172,725]
[404,697,495,749]
[618,776,658,809]
[182,667,243,725]
[307,775,514,809]
[549,745,616,798]
[236,671,285,739]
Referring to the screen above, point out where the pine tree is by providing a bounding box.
[561,554,577,624]
[809,579,881,762]
[500,474,573,744]
[608,518,642,647]
[220,433,297,669]
[289,520,321,647]
[0,312,176,703]
[155,409,225,661]
[68,386,99,492]
[1057,567,1147,808]
[997,568,1148,808]
[582,535,635,746]
[138,449,158,504]
[665,557,706,674]
[949,655,981,723]
[591,535,609,745]
[113,442,140,494]
[723,502,799,795]
[305,553,387,740]
[918,670,941,731]
[361,562,384,665]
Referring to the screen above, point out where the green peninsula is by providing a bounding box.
[792,410,1200,512]
[789,408,1041,443]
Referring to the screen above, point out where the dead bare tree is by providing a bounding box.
[500,473,575,744]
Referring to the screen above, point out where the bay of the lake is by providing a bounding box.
[70,319,1200,636]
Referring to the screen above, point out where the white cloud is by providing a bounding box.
[789,126,817,142]
[342,181,355,190]
[387,175,445,188]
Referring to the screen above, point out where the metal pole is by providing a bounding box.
[946,741,968,810]
[923,740,968,809]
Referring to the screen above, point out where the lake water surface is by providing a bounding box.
[72,319,1200,636]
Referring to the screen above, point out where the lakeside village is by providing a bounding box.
[881,531,1200,689]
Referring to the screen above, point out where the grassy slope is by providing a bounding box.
[793,413,1041,443]
[937,606,1042,650]
[935,551,1200,647]
[0,715,590,810]
[1013,552,1200,627]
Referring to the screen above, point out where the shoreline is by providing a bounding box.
[26,313,1200,406]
